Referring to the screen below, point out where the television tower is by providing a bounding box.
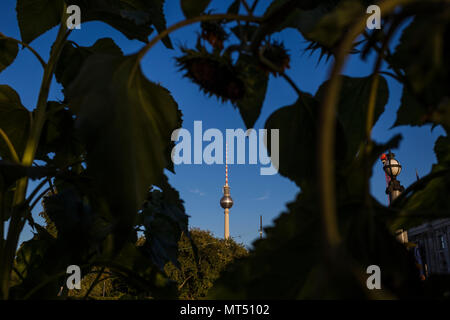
[220,144,233,240]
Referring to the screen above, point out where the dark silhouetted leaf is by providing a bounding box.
[435,136,450,165]
[16,0,65,44]
[0,37,19,73]
[55,38,123,92]
[17,0,172,46]
[391,136,450,229]
[235,54,268,128]
[68,0,169,44]
[393,87,427,128]
[316,75,389,160]
[0,85,30,160]
[36,101,84,168]
[227,0,240,14]
[265,93,346,187]
[181,0,211,19]
[301,1,363,51]
[259,0,365,60]
[391,11,450,130]
[67,53,181,240]
[392,13,449,96]
[264,94,318,187]
[139,175,188,270]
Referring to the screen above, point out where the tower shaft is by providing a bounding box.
[224,209,230,240]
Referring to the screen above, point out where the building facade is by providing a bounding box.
[408,219,450,275]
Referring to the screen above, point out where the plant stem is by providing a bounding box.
[0,128,20,163]
[29,187,51,212]
[240,0,252,14]
[317,0,416,251]
[0,7,69,300]
[251,0,260,12]
[366,18,403,144]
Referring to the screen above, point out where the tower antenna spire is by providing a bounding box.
[225,142,229,186]
[259,215,263,239]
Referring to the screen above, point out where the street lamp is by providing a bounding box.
[381,151,408,244]
[381,151,405,203]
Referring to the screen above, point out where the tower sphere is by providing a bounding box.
[220,195,234,209]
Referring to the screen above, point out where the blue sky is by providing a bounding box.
[0,0,445,248]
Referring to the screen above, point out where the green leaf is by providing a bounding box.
[265,93,345,187]
[0,85,31,160]
[68,0,166,43]
[392,14,449,96]
[264,0,335,33]
[391,12,450,130]
[17,0,172,46]
[337,134,402,201]
[36,101,84,168]
[70,0,172,45]
[235,54,268,128]
[0,37,19,73]
[181,0,211,19]
[66,53,182,236]
[265,94,319,187]
[43,187,111,255]
[392,172,450,230]
[393,87,430,128]
[255,1,339,45]
[139,176,188,270]
[258,0,364,59]
[0,160,43,222]
[391,136,450,229]
[301,0,363,50]
[435,136,450,165]
[316,75,389,160]
[0,159,52,222]
[55,38,123,91]
[16,0,65,44]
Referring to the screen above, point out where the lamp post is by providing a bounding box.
[382,151,405,203]
[381,151,407,243]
